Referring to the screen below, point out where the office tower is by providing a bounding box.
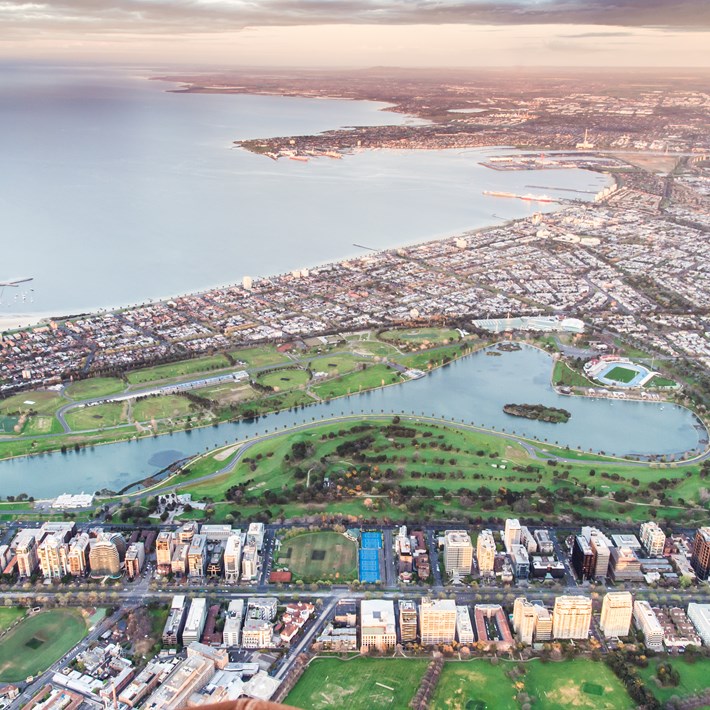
[223,600,245,647]
[419,598,457,645]
[504,519,521,551]
[443,530,473,576]
[633,600,664,651]
[14,530,38,578]
[187,534,207,578]
[89,538,121,578]
[37,534,69,579]
[224,534,242,583]
[398,600,418,643]
[360,600,397,651]
[600,592,633,638]
[476,529,496,575]
[691,527,710,580]
[67,533,90,576]
[156,531,175,573]
[513,598,537,645]
[571,535,595,581]
[455,606,475,644]
[552,596,592,640]
[640,521,666,558]
[125,542,145,580]
[182,598,208,645]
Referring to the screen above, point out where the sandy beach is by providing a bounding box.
[0,313,53,331]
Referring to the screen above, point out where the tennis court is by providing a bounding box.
[359,531,383,583]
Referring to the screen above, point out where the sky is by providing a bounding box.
[1,0,709,67]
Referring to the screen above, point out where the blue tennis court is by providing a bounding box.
[359,548,381,583]
[361,531,382,549]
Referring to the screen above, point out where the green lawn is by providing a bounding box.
[65,401,127,431]
[126,354,230,385]
[0,390,64,416]
[0,609,87,682]
[231,346,291,368]
[257,368,311,390]
[133,395,193,422]
[430,660,518,710]
[276,531,358,582]
[645,375,677,388]
[381,327,461,345]
[64,377,125,401]
[285,657,428,710]
[0,607,26,633]
[638,658,710,703]
[312,364,401,400]
[604,366,639,384]
[311,354,367,375]
[524,660,632,710]
[552,360,595,388]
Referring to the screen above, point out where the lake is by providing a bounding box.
[0,345,702,497]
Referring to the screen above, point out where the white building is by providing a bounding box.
[504,519,521,551]
[182,598,208,645]
[455,606,475,645]
[640,522,666,558]
[443,530,473,576]
[224,534,243,584]
[223,599,245,647]
[633,600,664,651]
[600,592,633,638]
[687,603,710,647]
[360,600,396,651]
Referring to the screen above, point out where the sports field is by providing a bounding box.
[0,609,87,682]
[604,366,639,384]
[257,368,310,390]
[638,658,710,704]
[285,657,428,710]
[277,531,358,582]
[0,607,26,632]
[523,659,632,709]
[430,660,518,710]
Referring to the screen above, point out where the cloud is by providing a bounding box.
[0,0,709,36]
[557,30,635,38]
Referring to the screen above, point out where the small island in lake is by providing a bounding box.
[503,403,572,423]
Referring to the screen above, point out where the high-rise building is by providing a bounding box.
[633,600,664,651]
[398,600,418,643]
[125,542,145,580]
[600,592,633,638]
[456,606,475,645]
[640,522,666,558]
[691,527,710,581]
[609,547,643,582]
[419,598,457,645]
[360,600,397,651]
[177,522,197,545]
[187,534,207,578]
[171,543,189,576]
[687,603,710,647]
[241,544,259,582]
[533,530,554,556]
[248,598,278,622]
[89,538,121,578]
[552,596,592,640]
[443,530,473,577]
[512,598,552,644]
[182,598,208,645]
[224,534,242,583]
[242,618,274,649]
[155,532,175,573]
[162,596,188,646]
[510,545,530,580]
[223,599,245,647]
[504,519,521,551]
[14,530,38,578]
[141,649,214,710]
[583,527,612,579]
[247,522,265,551]
[37,534,69,579]
[67,533,90,576]
[571,535,595,581]
[476,530,496,576]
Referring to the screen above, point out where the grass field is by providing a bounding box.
[524,660,632,709]
[0,390,64,416]
[285,657,428,710]
[0,609,87,682]
[604,366,638,384]
[381,327,461,345]
[638,658,710,703]
[311,364,401,400]
[277,531,358,582]
[257,368,310,391]
[430,660,518,710]
[126,354,230,385]
[65,401,127,431]
[645,375,677,388]
[64,377,124,400]
[0,608,26,633]
[133,395,193,422]
[552,360,595,388]
[311,354,366,375]
[231,346,291,368]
